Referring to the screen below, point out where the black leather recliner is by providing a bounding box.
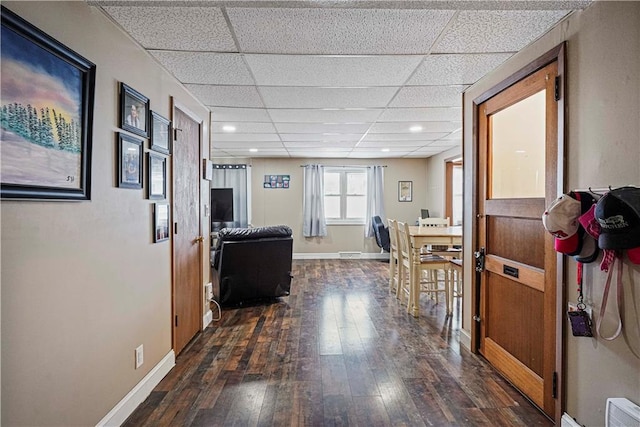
[372,216,390,252]
[212,225,293,306]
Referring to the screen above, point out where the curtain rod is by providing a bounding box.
[299,164,387,168]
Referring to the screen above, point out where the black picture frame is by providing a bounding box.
[147,152,166,200]
[117,132,143,189]
[120,82,149,138]
[154,202,170,243]
[398,181,413,202]
[0,6,95,200]
[150,111,171,155]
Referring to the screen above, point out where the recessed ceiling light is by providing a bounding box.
[381,148,390,152]
[410,125,423,132]
[222,125,236,132]
[249,148,258,152]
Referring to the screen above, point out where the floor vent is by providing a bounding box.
[339,251,362,259]
[606,398,640,427]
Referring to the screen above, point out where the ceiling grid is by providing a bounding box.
[94,0,590,158]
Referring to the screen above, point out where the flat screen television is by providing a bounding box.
[211,188,234,231]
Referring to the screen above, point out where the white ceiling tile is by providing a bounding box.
[288,150,349,158]
[440,129,463,140]
[287,146,353,152]
[103,6,236,51]
[284,141,357,149]
[222,149,290,157]
[389,86,466,108]
[361,133,449,142]
[259,87,398,108]
[377,107,461,122]
[212,133,280,142]
[433,10,570,53]
[268,109,382,123]
[369,122,460,134]
[274,123,371,134]
[210,108,272,123]
[212,122,276,133]
[212,141,284,149]
[357,141,432,148]
[150,52,253,85]
[280,134,362,142]
[245,54,423,86]
[348,150,413,158]
[185,85,264,108]
[227,8,455,55]
[407,53,514,85]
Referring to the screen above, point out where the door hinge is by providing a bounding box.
[552,371,558,398]
[554,76,561,101]
[175,315,178,327]
[174,223,178,235]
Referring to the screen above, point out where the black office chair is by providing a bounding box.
[372,216,390,253]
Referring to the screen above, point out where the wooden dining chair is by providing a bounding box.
[387,219,402,296]
[418,217,449,227]
[398,221,451,316]
[418,217,461,259]
[449,258,463,299]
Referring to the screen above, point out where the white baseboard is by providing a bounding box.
[293,252,389,260]
[96,350,175,427]
[203,309,213,328]
[459,328,472,352]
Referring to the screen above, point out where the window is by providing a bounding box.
[446,160,463,226]
[324,168,367,224]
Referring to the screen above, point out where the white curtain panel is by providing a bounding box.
[302,164,327,237]
[211,165,248,228]
[364,165,386,237]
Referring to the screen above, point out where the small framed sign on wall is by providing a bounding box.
[398,181,412,202]
[264,174,290,188]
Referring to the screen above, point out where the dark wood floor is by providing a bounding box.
[124,259,552,426]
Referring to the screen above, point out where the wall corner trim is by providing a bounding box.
[203,310,213,328]
[459,329,472,352]
[95,350,175,427]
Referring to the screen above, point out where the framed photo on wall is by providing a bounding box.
[147,152,166,200]
[120,82,149,138]
[0,6,96,200]
[117,132,143,189]
[398,181,412,202]
[154,202,170,243]
[150,111,171,155]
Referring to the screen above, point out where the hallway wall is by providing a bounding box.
[1,2,210,425]
[462,2,640,425]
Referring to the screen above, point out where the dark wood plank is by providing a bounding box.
[123,260,552,427]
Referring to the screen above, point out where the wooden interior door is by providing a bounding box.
[476,59,561,419]
[172,103,203,355]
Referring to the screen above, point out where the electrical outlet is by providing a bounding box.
[135,344,144,369]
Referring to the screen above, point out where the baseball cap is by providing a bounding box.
[542,194,581,255]
[573,192,600,263]
[595,186,640,264]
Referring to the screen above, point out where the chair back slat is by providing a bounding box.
[418,217,450,227]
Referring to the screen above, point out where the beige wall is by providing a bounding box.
[223,157,430,254]
[1,2,210,425]
[462,2,640,425]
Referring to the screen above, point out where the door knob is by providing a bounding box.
[194,236,204,243]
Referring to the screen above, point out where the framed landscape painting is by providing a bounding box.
[0,6,95,200]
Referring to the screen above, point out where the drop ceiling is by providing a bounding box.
[93,0,591,159]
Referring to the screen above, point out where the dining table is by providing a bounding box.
[407,225,463,317]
